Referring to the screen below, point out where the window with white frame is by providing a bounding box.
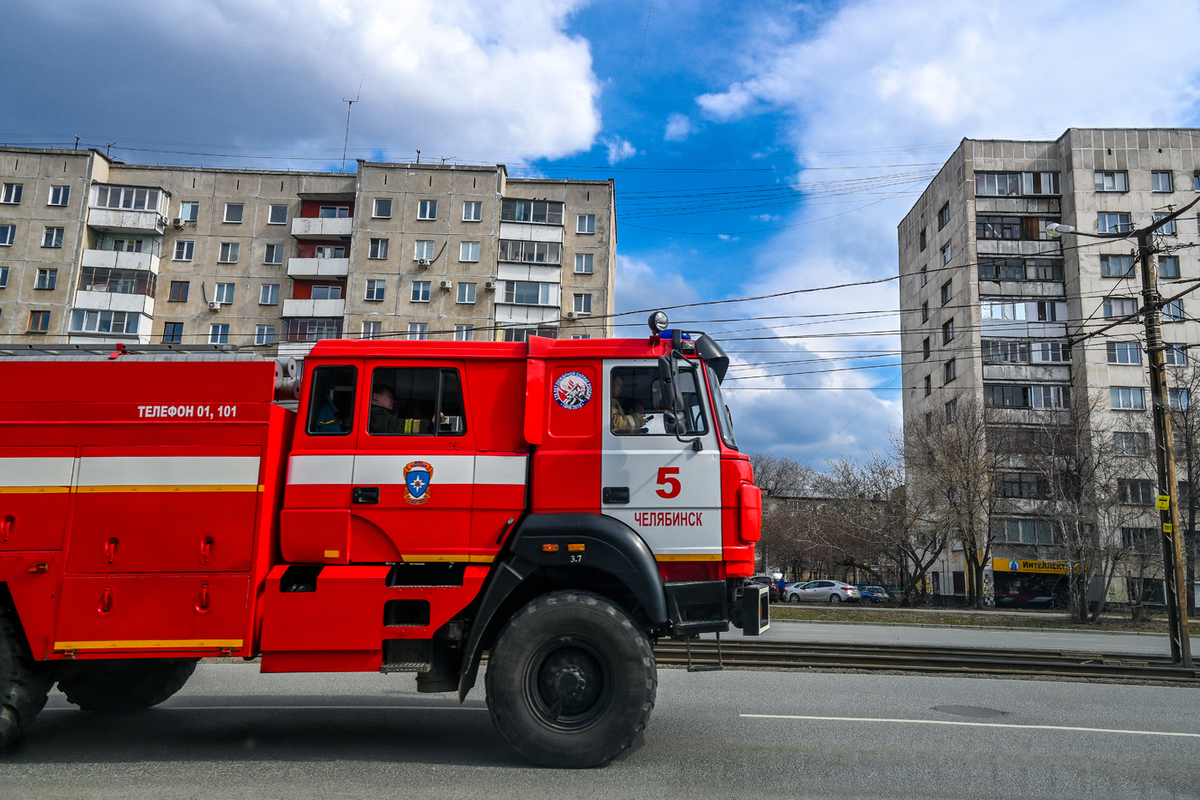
[501,199,564,225]
[1107,341,1141,364]
[1154,213,1177,236]
[314,245,345,259]
[255,325,276,346]
[49,185,70,206]
[1033,341,1071,363]
[941,243,952,266]
[1100,255,1134,277]
[173,240,195,261]
[1103,297,1138,319]
[111,238,143,253]
[43,227,64,248]
[1171,388,1190,410]
[1031,385,1070,408]
[1095,171,1128,192]
[268,204,288,224]
[502,281,552,305]
[218,242,240,263]
[214,283,235,304]
[577,214,596,234]
[0,225,14,245]
[454,324,474,341]
[457,282,476,304]
[1164,299,1184,321]
[1160,256,1180,278]
[2,184,23,204]
[982,340,1028,363]
[259,284,280,305]
[1111,386,1145,410]
[923,375,931,396]
[462,201,482,222]
[209,323,230,344]
[265,243,284,264]
[365,279,386,301]
[224,203,244,223]
[411,281,431,302]
[1098,212,1131,234]
[980,301,1026,320]
[373,198,392,218]
[35,268,57,290]
[575,253,594,274]
[414,240,435,261]
[180,201,199,221]
[1165,343,1188,366]
[1152,172,1173,192]
[310,285,342,300]
[407,323,429,340]
[94,185,160,211]
[0,266,7,288]
[937,203,950,229]
[573,293,592,314]
[319,205,350,218]
[70,309,139,334]
[417,200,437,220]
[571,334,591,340]
[460,241,479,262]
[1114,432,1149,456]
[497,240,562,264]
[361,321,382,339]
[369,238,389,259]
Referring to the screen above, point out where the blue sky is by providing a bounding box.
[5,0,1200,466]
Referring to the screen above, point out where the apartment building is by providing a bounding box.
[898,128,1200,606]
[0,148,615,358]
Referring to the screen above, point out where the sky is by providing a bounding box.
[4,0,1200,467]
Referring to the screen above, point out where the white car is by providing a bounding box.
[786,580,861,603]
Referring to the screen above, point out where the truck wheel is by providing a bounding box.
[485,591,656,768]
[1,613,51,748]
[57,659,198,713]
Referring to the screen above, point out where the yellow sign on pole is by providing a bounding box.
[1164,523,1173,534]
[1157,495,1171,511]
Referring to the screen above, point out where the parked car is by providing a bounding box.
[855,585,890,604]
[785,580,861,603]
[748,575,781,603]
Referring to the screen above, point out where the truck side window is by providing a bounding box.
[306,365,357,436]
[610,367,706,436]
[369,367,466,436]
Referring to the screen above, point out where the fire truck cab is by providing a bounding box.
[0,315,765,767]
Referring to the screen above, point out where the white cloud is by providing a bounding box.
[664,113,694,142]
[603,136,638,164]
[615,255,700,318]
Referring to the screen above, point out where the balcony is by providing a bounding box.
[291,217,353,239]
[87,208,167,234]
[81,248,161,275]
[74,291,154,316]
[282,298,345,318]
[287,257,350,278]
[499,222,564,243]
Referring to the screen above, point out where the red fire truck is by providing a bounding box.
[0,314,765,767]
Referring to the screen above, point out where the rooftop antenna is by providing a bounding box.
[74,135,80,150]
[416,149,421,164]
[440,156,454,165]
[341,80,363,173]
[105,142,116,158]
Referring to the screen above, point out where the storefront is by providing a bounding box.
[992,558,1068,609]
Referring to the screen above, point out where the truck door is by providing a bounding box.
[599,360,722,560]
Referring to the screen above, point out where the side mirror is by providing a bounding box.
[657,354,684,415]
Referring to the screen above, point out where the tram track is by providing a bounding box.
[653,639,1200,683]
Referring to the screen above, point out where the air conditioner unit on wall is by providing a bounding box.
[172,218,185,229]
[484,280,496,291]
[439,280,453,290]
[417,258,431,267]
[565,310,577,319]
[208,301,222,311]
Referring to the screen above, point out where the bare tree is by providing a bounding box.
[750,454,815,575]
[749,453,814,498]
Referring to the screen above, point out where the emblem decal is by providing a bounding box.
[553,371,593,410]
[404,460,434,505]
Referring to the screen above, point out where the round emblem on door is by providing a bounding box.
[553,371,593,410]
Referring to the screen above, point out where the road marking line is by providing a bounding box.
[742,714,1200,739]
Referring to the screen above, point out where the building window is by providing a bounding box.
[369,238,389,259]
[1118,480,1154,506]
[173,240,195,261]
[209,324,230,344]
[411,281,431,302]
[265,243,284,264]
[460,241,480,262]
[920,301,929,323]
[454,324,474,341]
[1103,297,1138,319]
[942,319,954,344]
[311,285,343,300]
[169,281,189,302]
[573,293,592,314]
[980,301,1026,320]
[991,518,1058,545]
[77,267,157,297]
[501,199,564,225]
[1098,212,1131,234]
[314,245,345,259]
[941,243,952,265]
[43,227,64,248]
[943,358,956,383]
[1107,341,1141,364]
[259,284,280,305]
[923,375,931,396]
[0,266,7,288]
[503,281,552,305]
[27,311,50,332]
[417,200,437,220]
[94,185,160,211]
[1033,341,1071,363]
[1036,301,1059,322]
[69,309,139,334]
[365,279,386,301]
[1160,256,1180,278]
[462,201,483,222]
[1100,255,1135,277]
[920,266,928,286]
[211,283,233,304]
[940,279,952,305]
[0,225,14,245]
[414,240,435,261]
[2,184,23,204]
[1031,385,1071,409]
[111,238,143,253]
[498,239,562,264]
[373,198,392,218]
[269,204,288,224]
[162,322,184,343]
[922,337,930,360]
[49,185,70,206]
[1165,343,1188,366]
[982,340,1029,363]
[577,214,596,234]
[1114,432,1149,456]
[224,203,244,223]
[1154,213,1177,236]
[937,202,949,230]
[1111,386,1145,410]
[975,172,1022,197]
[1170,388,1190,410]
[218,242,240,263]
[1094,171,1128,192]
[319,205,350,218]
[35,268,57,290]
[986,385,1030,408]
[919,228,927,251]
[1163,299,1184,321]
[180,201,200,221]
[1152,172,1173,192]
[945,398,958,423]
[997,472,1044,499]
[573,253,594,274]
[361,321,382,339]
[407,323,428,340]
[255,325,276,346]
[457,282,476,304]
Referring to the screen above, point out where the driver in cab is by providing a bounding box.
[611,374,647,434]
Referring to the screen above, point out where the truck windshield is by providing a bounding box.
[706,364,737,450]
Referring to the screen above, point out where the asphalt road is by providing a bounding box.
[3,661,1197,800]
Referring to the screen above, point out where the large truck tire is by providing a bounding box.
[0,613,51,748]
[57,658,198,713]
[485,590,656,768]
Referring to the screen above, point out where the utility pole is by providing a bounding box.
[340,81,362,174]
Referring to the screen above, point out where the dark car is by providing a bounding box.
[748,575,781,603]
[855,584,891,604]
